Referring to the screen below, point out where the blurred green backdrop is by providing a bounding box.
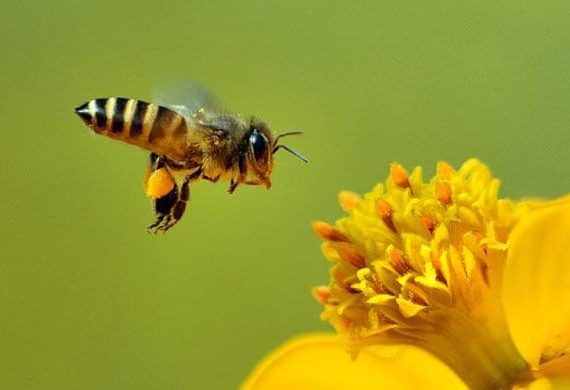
[2,1,570,388]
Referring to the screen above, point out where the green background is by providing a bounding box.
[1,1,570,388]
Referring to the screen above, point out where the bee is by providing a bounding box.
[74,91,306,233]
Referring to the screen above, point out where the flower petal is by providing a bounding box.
[241,333,466,389]
[502,200,570,366]
[539,353,570,380]
[515,376,570,390]
[549,377,570,389]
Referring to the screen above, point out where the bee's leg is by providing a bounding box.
[203,175,220,183]
[173,179,190,221]
[147,184,178,233]
[147,169,200,234]
[228,179,239,194]
[150,153,162,169]
[242,177,271,189]
[143,153,164,190]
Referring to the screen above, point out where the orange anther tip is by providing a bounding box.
[339,191,362,212]
[336,244,366,269]
[436,182,453,205]
[437,161,455,178]
[388,247,410,275]
[312,221,349,242]
[146,168,175,199]
[389,247,404,263]
[376,199,392,219]
[312,286,331,305]
[420,215,437,233]
[390,163,410,188]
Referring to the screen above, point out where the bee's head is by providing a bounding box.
[243,119,307,189]
[245,121,275,189]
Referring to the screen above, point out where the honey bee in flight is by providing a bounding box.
[74,90,306,233]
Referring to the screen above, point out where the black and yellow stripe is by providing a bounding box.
[75,97,189,161]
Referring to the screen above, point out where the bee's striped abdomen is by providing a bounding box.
[75,97,190,161]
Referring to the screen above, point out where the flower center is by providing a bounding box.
[313,159,531,389]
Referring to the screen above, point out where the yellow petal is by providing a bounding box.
[513,377,552,390]
[549,377,570,389]
[396,297,426,318]
[539,353,570,380]
[241,333,466,389]
[514,376,570,390]
[502,200,570,367]
[513,378,570,390]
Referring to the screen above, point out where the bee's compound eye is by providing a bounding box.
[249,130,268,161]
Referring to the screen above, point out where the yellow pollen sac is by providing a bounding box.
[314,159,536,389]
[333,242,366,269]
[436,181,452,205]
[388,246,411,275]
[145,168,175,199]
[420,215,437,234]
[311,286,331,305]
[436,161,455,179]
[376,200,397,232]
[390,163,410,188]
[312,221,349,242]
[338,191,362,212]
[376,199,392,219]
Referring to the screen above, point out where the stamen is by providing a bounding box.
[403,289,427,306]
[312,221,349,242]
[370,273,389,294]
[335,243,366,269]
[437,161,455,179]
[332,269,358,293]
[390,163,410,188]
[431,254,447,284]
[376,199,397,233]
[436,181,453,205]
[388,246,412,275]
[312,285,331,305]
[339,191,362,212]
[420,215,437,234]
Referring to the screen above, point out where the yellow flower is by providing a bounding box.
[243,159,570,389]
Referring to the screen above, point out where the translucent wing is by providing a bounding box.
[153,81,225,119]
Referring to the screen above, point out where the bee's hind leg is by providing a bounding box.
[147,178,190,234]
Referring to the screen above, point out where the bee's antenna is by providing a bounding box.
[273,144,308,163]
[274,131,303,144]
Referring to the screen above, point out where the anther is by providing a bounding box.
[376,199,397,233]
[339,191,362,212]
[312,221,349,242]
[332,269,359,293]
[436,161,455,179]
[431,254,447,284]
[370,273,389,294]
[388,246,412,275]
[335,243,366,269]
[420,215,437,235]
[436,181,452,205]
[312,286,331,305]
[403,289,427,306]
[390,163,410,188]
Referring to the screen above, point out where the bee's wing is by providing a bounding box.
[154,81,225,119]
